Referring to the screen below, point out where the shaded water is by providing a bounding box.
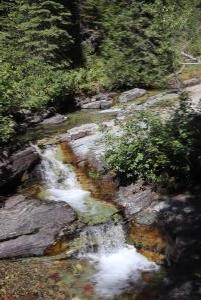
[35,145,159,299]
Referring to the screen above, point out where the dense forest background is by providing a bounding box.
[0,0,201,143]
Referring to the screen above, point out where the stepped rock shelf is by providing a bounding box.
[3,84,195,298]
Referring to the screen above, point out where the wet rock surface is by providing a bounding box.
[0,146,40,192]
[0,195,76,258]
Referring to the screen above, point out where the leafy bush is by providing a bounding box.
[105,93,201,188]
[0,116,15,143]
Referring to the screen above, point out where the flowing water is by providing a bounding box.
[35,145,159,299]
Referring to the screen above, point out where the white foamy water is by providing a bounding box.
[80,224,158,299]
[39,147,90,211]
[37,145,159,299]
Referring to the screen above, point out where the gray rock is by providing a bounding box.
[119,88,146,103]
[69,133,105,172]
[41,114,65,125]
[0,146,40,190]
[100,100,113,110]
[64,123,99,141]
[60,122,122,171]
[98,108,122,114]
[80,92,116,109]
[96,92,117,102]
[116,182,160,225]
[81,101,101,109]
[182,78,201,88]
[59,123,105,171]
[29,115,42,125]
[0,195,76,258]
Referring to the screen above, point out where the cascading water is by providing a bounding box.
[79,223,158,298]
[38,146,90,211]
[37,145,159,299]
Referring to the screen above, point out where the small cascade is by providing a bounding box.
[37,146,90,211]
[36,144,159,299]
[79,223,158,299]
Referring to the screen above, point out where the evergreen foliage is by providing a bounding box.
[1,0,73,66]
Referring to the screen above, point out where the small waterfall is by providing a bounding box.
[36,144,159,299]
[79,223,158,299]
[80,223,126,255]
[38,146,90,211]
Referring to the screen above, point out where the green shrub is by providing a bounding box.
[0,116,15,143]
[105,93,201,188]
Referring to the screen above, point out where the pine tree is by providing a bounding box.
[1,0,73,67]
[79,0,103,53]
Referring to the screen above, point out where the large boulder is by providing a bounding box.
[0,195,76,258]
[0,146,40,191]
[119,88,146,103]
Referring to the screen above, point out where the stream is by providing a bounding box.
[0,110,164,299]
[31,145,159,299]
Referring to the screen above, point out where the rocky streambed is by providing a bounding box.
[1,84,200,299]
[0,106,167,299]
[0,143,165,299]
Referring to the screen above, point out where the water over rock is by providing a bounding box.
[0,195,76,258]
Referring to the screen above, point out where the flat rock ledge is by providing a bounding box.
[0,195,76,258]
